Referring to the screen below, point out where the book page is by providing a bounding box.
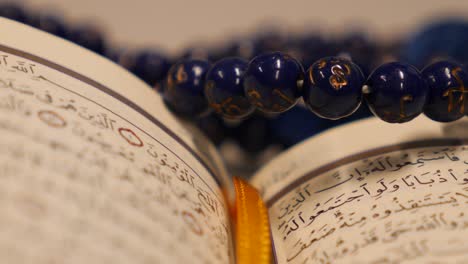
[0,18,233,264]
[252,116,468,264]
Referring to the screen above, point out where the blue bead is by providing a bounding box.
[244,52,304,114]
[422,61,468,122]
[163,59,211,117]
[303,57,364,119]
[402,19,468,68]
[68,26,106,55]
[30,14,69,38]
[365,62,428,123]
[0,4,27,23]
[130,50,171,88]
[205,58,254,120]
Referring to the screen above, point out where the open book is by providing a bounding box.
[0,18,466,264]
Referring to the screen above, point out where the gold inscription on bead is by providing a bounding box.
[206,83,243,116]
[309,69,315,85]
[329,64,348,90]
[381,94,414,122]
[272,89,294,105]
[247,90,264,108]
[317,60,327,69]
[444,67,468,114]
[176,65,187,84]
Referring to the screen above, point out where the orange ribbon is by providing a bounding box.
[232,177,271,264]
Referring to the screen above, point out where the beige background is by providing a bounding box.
[17,0,468,53]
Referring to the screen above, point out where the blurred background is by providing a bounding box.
[10,0,468,52]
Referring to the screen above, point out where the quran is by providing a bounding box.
[0,18,467,264]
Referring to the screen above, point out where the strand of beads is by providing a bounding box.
[162,52,468,124]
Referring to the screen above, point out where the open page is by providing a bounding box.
[0,18,233,263]
[252,116,467,263]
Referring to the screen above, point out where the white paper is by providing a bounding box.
[0,18,233,264]
[253,116,468,263]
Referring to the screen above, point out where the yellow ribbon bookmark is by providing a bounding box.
[232,177,271,264]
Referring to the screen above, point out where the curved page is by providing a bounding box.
[0,18,233,264]
[252,116,467,263]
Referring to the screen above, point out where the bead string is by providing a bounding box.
[163,53,467,124]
